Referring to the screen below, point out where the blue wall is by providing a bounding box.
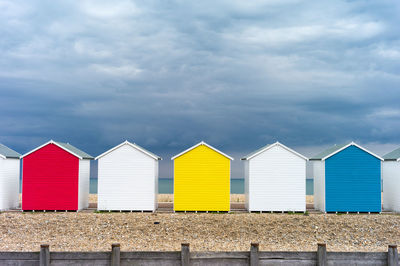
[325,145,381,212]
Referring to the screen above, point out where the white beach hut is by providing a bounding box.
[241,142,307,212]
[96,141,161,211]
[383,147,400,212]
[0,143,21,211]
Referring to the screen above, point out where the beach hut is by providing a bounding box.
[96,141,161,211]
[172,141,233,212]
[382,147,400,212]
[310,142,382,213]
[21,140,93,211]
[0,144,21,211]
[241,142,307,212]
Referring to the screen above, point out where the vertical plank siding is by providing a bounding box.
[0,158,20,210]
[383,162,400,212]
[78,159,90,210]
[244,160,249,210]
[313,161,325,212]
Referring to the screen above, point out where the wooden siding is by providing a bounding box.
[97,143,157,211]
[174,144,230,211]
[313,161,325,212]
[383,161,400,212]
[0,158,20,210]
[244,160,249,210]
[325,145,381,212]
[22,143,79,211]
[247,145,306,212]
[154,159,159,211]
[78,159,90,210]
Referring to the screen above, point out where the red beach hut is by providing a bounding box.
[21,140,93,211]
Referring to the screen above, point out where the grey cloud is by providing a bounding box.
[1,0,400,178]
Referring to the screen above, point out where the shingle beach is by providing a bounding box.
[0,194,399,252]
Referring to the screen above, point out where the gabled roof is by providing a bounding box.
[95,140,162,160]
[310,142,383,161]
[310,143,348,160]
[241,142,308,161]
[383,147,400,161]
[171,141,234,160]
[21,140,93,160]
[0,143,21,159]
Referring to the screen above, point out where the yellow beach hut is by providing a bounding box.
[171,141,234,212]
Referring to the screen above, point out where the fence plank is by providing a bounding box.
[0,245,396,265]
[191,252,248,259]
[259,251,315,260]
[250,243,259,266]
[39,245,50,266]
[111,243,120,266]
[181,243,190,266]
[317,243,327,266]
[388,245,399,266]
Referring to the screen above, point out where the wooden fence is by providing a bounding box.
[0,243,398,266]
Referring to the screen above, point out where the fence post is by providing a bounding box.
[39,244,50,266]
[111,243,120,266]
[250,243,259,266]
[317,243,327,266]
[388,245,399,266]
[181,243,190,266]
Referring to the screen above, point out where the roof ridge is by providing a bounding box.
[0,143,21,159]
[383,147,400,160]
[171,141,234,160]
[310,143,348,160]
[54,141,93,159]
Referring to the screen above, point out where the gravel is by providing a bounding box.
[3,194,396,252]
[1,211,399,252]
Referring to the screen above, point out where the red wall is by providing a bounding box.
[22,143,79,210]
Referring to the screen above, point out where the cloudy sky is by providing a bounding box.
[1,0,400,178]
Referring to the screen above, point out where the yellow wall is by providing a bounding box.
[174,145,230,211]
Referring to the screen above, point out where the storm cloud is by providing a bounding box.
[1,0,400,178]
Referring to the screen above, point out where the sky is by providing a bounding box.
[1,0,400,179]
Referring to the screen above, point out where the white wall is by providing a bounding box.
[383,161,400,212]
[98,144,157,211]
[78,159,90,210]
[0,158,20,210]
[154,159,159,210]
[313,160,325,212]
[247,145,306,212]
[244,160,249,210]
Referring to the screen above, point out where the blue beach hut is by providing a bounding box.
[310,142,382,213]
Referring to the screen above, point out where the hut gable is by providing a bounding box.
[310,142,382,161]
[21,140,93,160]
[172,142,233,211]
[96,141,160,211]
[242,142,307,212]
[21,140,91,211]
[312,142,381,213]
